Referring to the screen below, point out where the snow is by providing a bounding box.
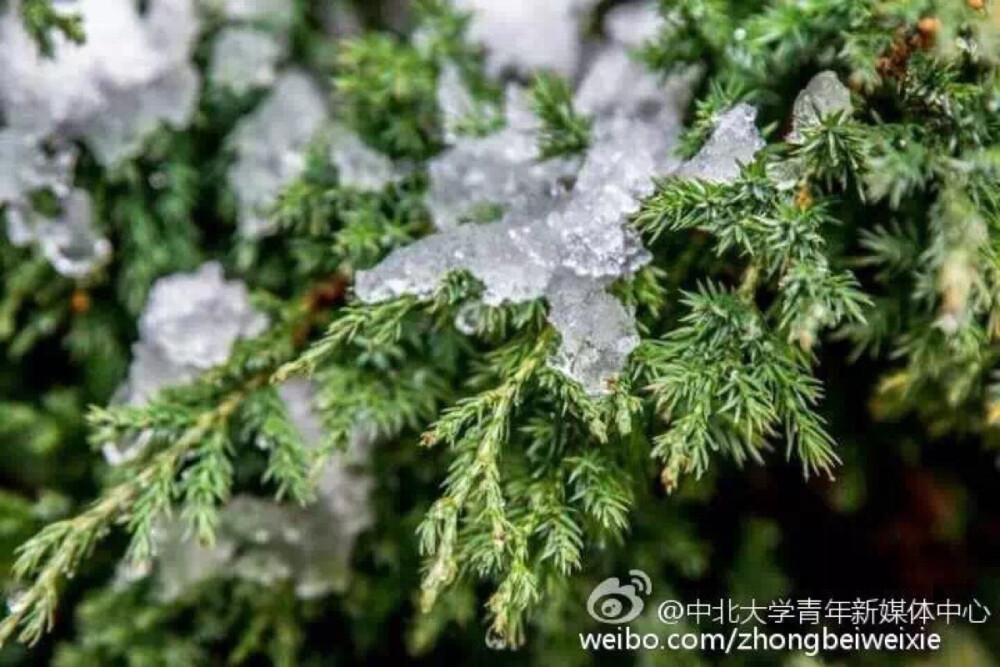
[356,32,764,394]
[112,261,268,414]
[426,86,579,231]
[108,264,371,599]
[604,1,665,49]
[357,78,695,394]
[228,70,399,238]
[0,0,200,163]
[0,0,200,276]
[0,134,76,206]
[436,62,485,143]
[326,123,398,191]
[6,187,112,278]
[451,0,596,78]
[155,379,372,601]
[209,26,285,94]
[227,70,329,238]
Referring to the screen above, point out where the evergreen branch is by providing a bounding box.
[421,331,553,449]
[531,72,592,159]
[178,427,234,546]
[335,34,441,159]
[0,386,252,646]
[1,279,338,645]
[252,388,315,505]
[275,297,420,381]
[677,80,749,158]
[642,285,839,488]
[484,555,539,649]
[531,480,583,576]
[564,452,633,536]
[793,112,870,194]
[417,332,553,613]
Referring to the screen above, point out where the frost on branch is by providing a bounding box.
[357,26,765,394]
[107,263,372,598]
[228,70,398,238]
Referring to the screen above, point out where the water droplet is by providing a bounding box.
[7,590,28,614]
[454,302,485,336]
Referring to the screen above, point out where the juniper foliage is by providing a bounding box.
[1,0,1000,661]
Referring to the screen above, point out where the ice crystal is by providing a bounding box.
[788,71,853,143]
[676,103,766,182]
[426,86,579,231]
[357,67,765,393]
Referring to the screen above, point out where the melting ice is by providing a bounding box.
[356,9,766,394]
